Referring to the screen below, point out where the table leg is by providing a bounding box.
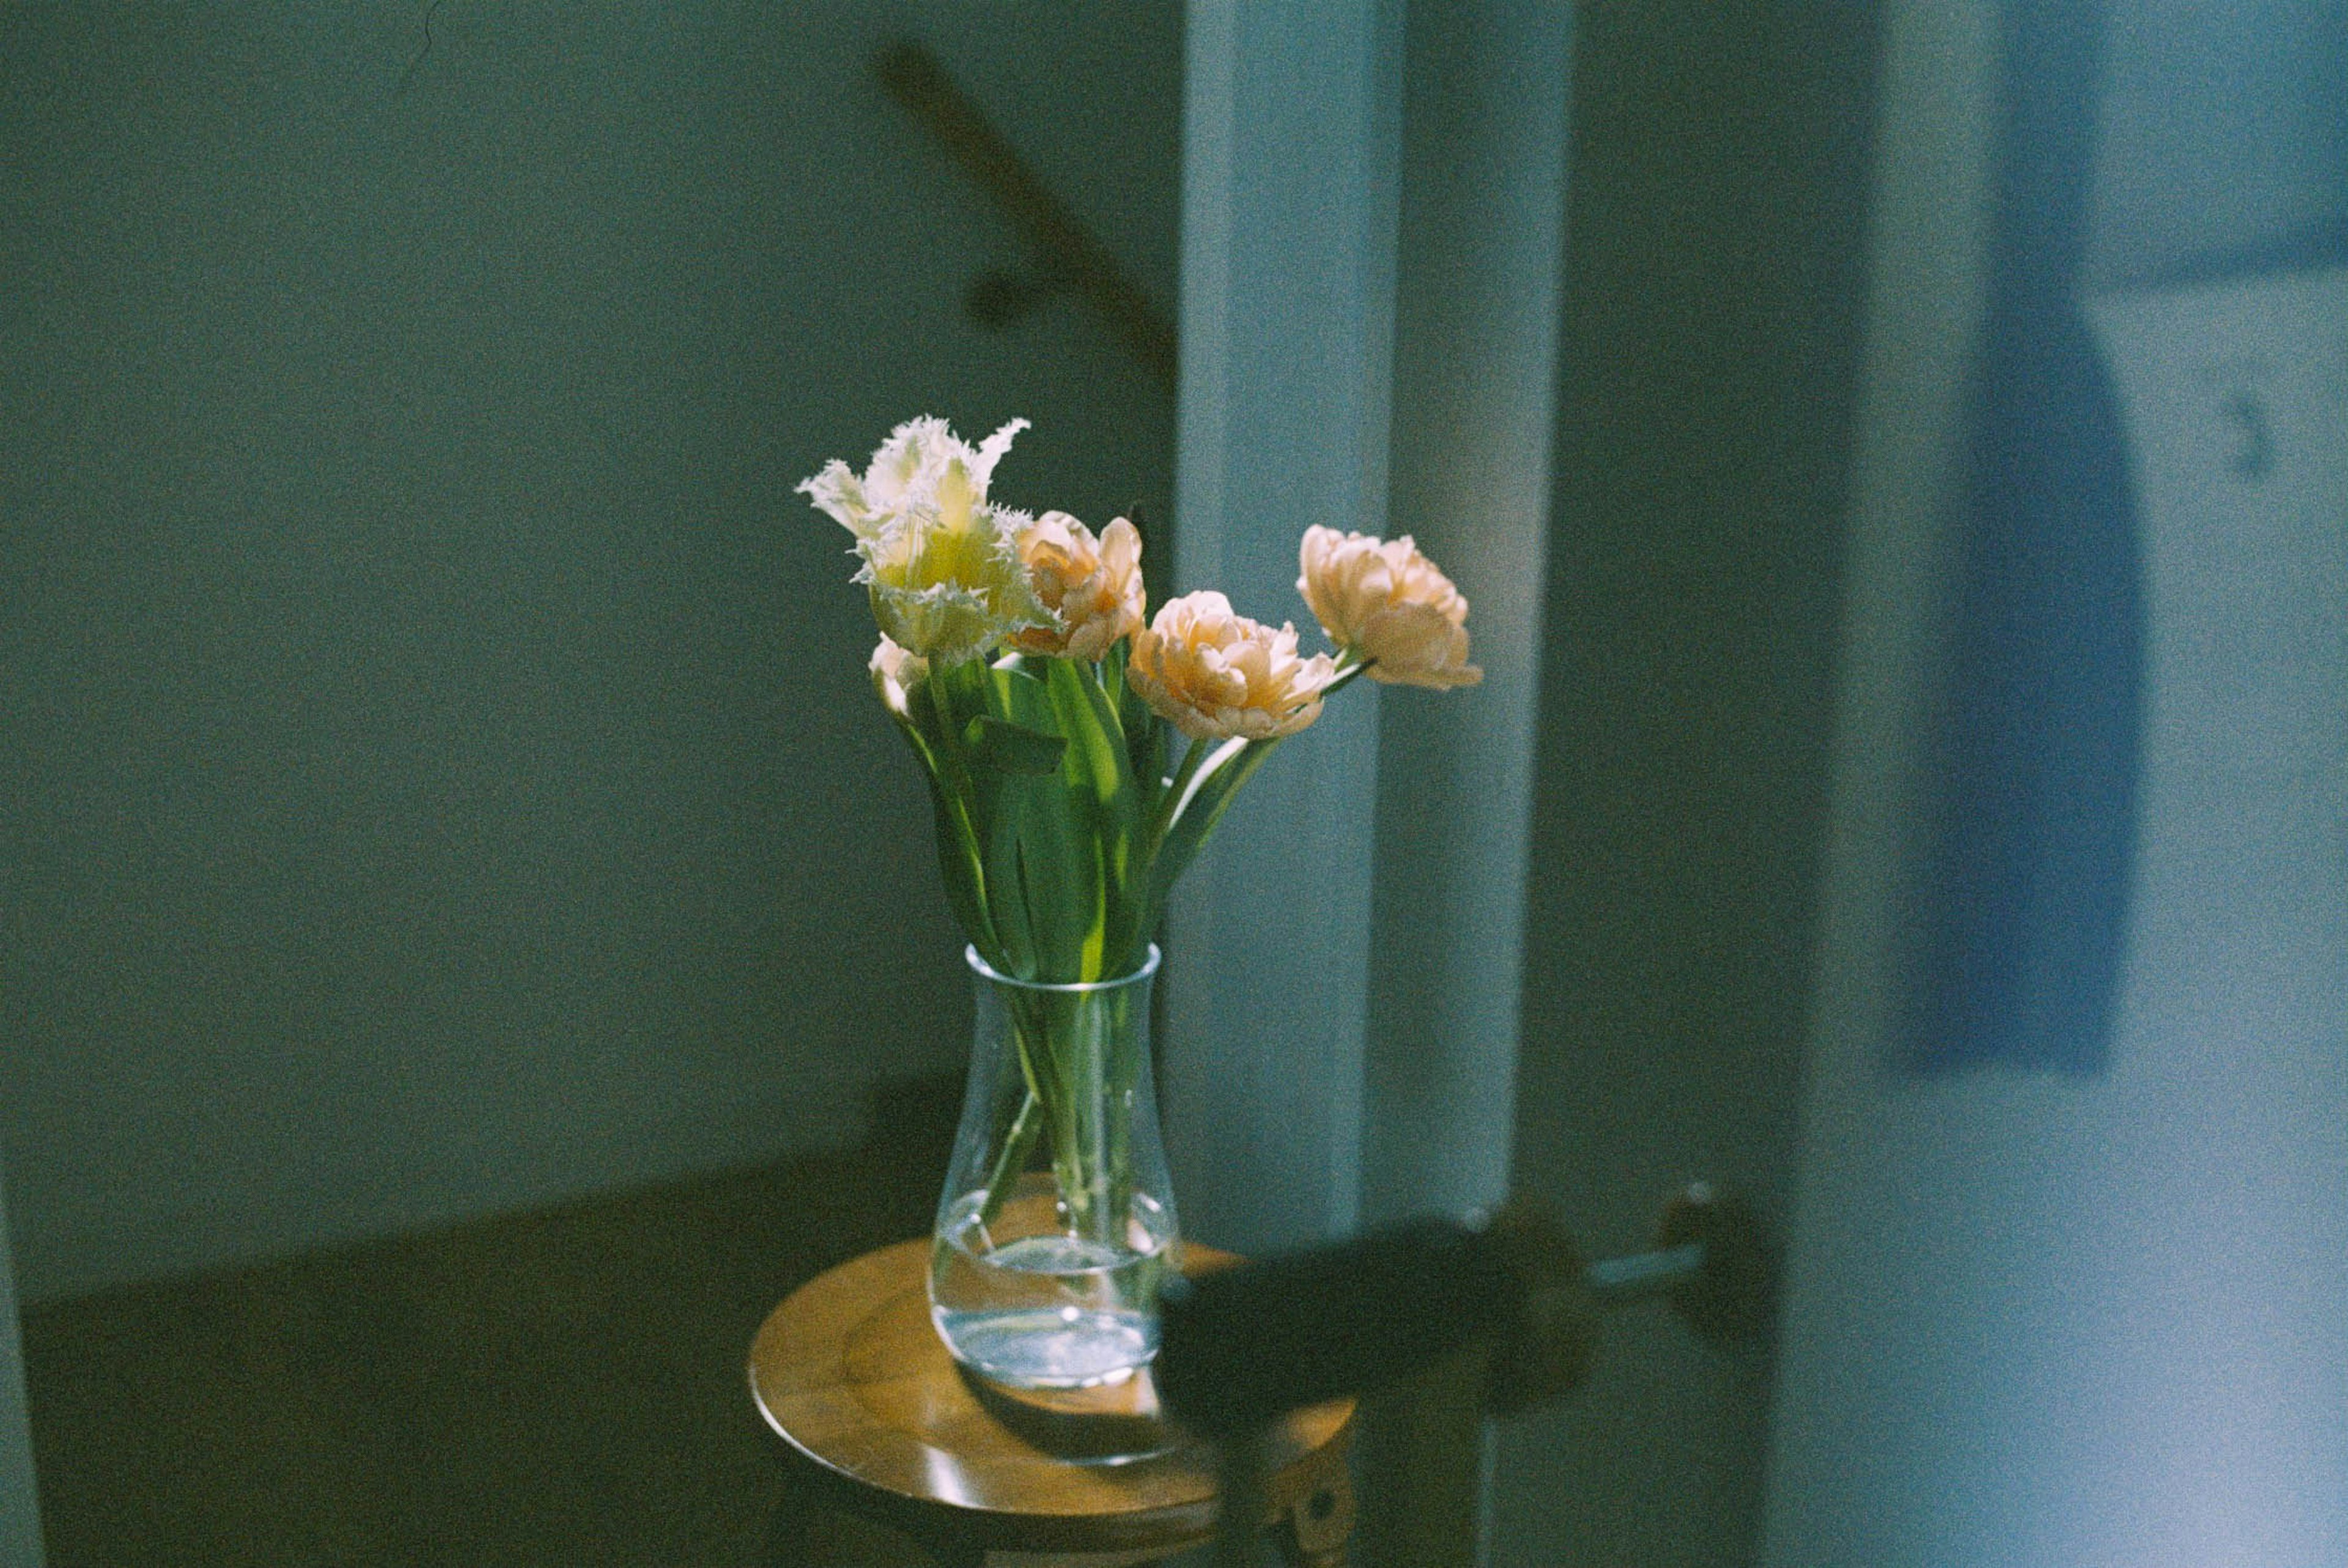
[1275,1461,1355,1568]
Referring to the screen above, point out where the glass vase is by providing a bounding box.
[928,944,1180,1390]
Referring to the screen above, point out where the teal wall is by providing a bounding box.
[1767,6,2348,1560]
[0,2,1180,1302]
[1494,3,1880,1563]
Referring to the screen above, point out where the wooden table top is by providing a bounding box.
[748,1239,1354,1549]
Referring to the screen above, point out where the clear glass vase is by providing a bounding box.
[928,944,1180,1390]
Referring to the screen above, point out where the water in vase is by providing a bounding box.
[931,1178,1176,1389]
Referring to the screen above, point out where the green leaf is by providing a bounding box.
[1101,641,1128,705]
[1118,673,1167,809]
[980,661,1061,769]
[1018,814,1102,980]
[907,665,1008,962]
[918,761,996,965]
[1045,660,1135,848]
[982,786,1039,979]
[964,713,1068,775]
[1052,658,1152,973]
[980,763,1104,981]
[1047,658,1127,797]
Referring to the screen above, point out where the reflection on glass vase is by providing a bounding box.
[928,944,1180,1391]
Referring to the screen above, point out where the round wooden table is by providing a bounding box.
[749,1239,1356,1566]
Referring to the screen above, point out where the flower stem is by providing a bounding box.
[1324,653,1372,697]
[925,669,1003,961]
[975,1087,1043,1231]
[1139,734,1213,863]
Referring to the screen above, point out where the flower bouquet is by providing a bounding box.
[801,416,1479,1388]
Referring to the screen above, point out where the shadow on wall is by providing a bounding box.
[0,1,1181,1303]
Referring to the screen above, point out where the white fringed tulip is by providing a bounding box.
[800,417,1050,664]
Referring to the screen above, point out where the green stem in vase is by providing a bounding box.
[985,978,1142,1248]
[1104,985,1137,1229]
[1044,992,1100,1240]
[973,1086,1044,1234]
[923,670,1005,965]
